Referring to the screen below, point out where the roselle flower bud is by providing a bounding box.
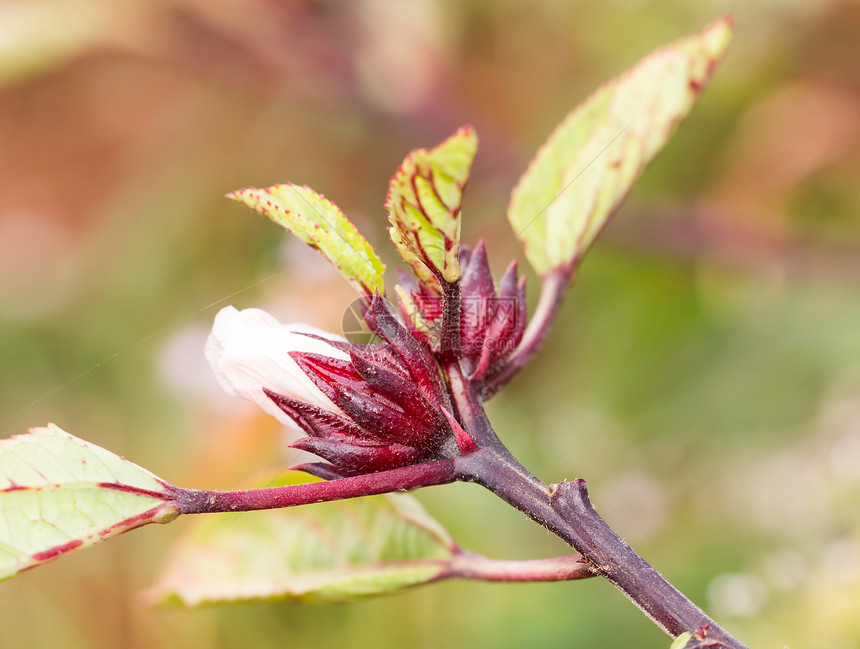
[207,298,462,476]
[205,306,349,429]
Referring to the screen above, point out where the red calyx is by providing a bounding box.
[266,295,464,476]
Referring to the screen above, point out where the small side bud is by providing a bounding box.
[395,241,528,382]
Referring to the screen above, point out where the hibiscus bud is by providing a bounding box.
[208,301,463,475]
[395,240,527,381]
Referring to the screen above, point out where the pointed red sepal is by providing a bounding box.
[364,294,451,410]
[346,343,410,381]
[349,352,441,423]
[440,407,477,453]
[471,261,527,380]
[295,332,409,381]
[292,350,446,448]
[264,388,367,441]
[460,239,495,307]
[291,461,359,481]
[290,353,367,401]
[290,437,425,472]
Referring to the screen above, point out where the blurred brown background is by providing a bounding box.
[2,1,860,647]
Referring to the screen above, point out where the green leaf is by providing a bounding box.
[508,16,733,276]
[228,184,386,295]
[387,125,478,287]
[146,470,456,606]
[0,424,178,581]
[669,632,693,649]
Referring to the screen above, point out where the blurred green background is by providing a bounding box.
[2,1,860,647]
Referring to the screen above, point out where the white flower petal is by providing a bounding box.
[205,306,349,427]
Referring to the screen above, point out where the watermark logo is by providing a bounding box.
[340,299,381,345]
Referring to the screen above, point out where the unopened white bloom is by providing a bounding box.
[205,306,349,427]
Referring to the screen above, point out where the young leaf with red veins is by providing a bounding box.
[0,424,179,580]
[508,16,733,278]
[386,125,478,288]
[227,184,386,296]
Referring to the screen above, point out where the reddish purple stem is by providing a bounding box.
[446,550,594,582]
[171,459,458,515]
[456,448,751,649]
[547,480,747,646]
